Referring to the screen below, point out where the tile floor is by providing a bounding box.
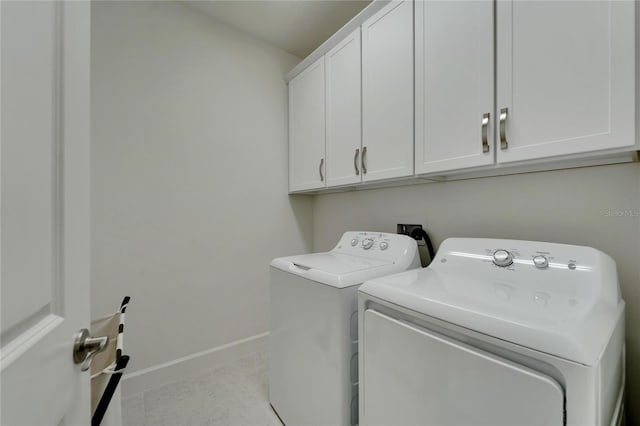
[122,351,282,426]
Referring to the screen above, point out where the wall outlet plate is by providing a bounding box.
[397,224,423,240]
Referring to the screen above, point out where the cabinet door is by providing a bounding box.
[497,0,636,164]
[362,0,414,182]
[289,57,326,192]
[326,28,362,187]
[414,0,494,175]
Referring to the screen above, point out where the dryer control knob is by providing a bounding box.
[351,238,359,247]
[533,255,549,269]
[362,238,374,250]
[379,241,389,250]
[493,249,513,267]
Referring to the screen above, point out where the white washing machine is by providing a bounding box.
[358,238,625,426]
[269,231,420,426]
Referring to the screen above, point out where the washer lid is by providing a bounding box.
[271,231,421,288]
[359,238,624,365]
[271,252,393,288]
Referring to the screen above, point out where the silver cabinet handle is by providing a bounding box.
[482,112,490,153]
[319,158,324,181]
[354,148,360,175]
[499,107,508,150]
[361,146,367,175]
[73,328,109,371]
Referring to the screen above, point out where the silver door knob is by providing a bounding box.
[73,328,109,371]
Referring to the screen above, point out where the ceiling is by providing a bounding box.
[183,0,370,59]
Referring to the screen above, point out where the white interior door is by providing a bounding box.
[1,1,91,424]
[496,0,636,164]
[361,310,565,426]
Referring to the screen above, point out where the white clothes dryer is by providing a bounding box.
[269,231,420,426]
[358,238,625,426]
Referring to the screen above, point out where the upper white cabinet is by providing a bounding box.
[496,0,636,164]
[414,0,495,175]
[289,57,326,192]
[287,0,637,192]
[361,0,414,182]
[416,0,637,175]
[326,29,362,187]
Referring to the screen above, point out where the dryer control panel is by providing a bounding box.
[480,244,582,272]
[433,237,621,310]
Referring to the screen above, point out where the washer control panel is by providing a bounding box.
[343,233,394,252]
[334,231,418,262]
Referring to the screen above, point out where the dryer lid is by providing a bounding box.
[359,238,624,365]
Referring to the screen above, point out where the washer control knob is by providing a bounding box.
[493,249,513,267]
[350,238,358,247]
[362,238,374,250]
[532,255,549,269]
[379,241,389,251]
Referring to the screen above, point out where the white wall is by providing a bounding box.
[313,162,640,421]
[91,1,312,375]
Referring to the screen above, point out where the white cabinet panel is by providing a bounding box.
[289,57,326,192]
[361,309,565,426]
[414,0,495,175]
[497,0,636,164]
[362,0,414,182]
[326,28,362,187]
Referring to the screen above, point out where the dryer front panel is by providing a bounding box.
[361,309,565,425]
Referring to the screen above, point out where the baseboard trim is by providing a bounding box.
[120,332,269,398]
